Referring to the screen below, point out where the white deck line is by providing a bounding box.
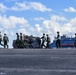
[0,68,76,73]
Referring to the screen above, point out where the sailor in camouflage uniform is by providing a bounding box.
[56,31,61,48]
[74,33,76,48]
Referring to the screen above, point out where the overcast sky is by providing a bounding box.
[0,0,76,48]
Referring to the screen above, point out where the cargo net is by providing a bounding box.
[12,35,41,49]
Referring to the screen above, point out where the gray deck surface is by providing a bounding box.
[0,48,76,75]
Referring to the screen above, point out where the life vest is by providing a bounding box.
[57,34,61,40]
[42,36,46,41]
[47,37,50,42]
[3,36,8,41]
[0,34,2,40]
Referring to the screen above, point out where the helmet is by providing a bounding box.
[4,33,6,35]
[43,33,45,35]
[57,31,59,33]
[16,33,18,34]
[20,33,22,35]
[46,34,48,36]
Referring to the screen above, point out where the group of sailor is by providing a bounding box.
[0,32,9,48]
[15,33,51,48]
[55,31,76,48]
[0,31,76,49]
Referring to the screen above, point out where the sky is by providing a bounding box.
[0,0,76,48]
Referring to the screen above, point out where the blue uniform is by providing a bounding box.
[74,36,76,48]
[56,34,61,48]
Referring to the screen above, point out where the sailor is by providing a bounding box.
[3,33,9,49]
[20,33,23,41]
[19,33,24,48]
[16,33,19,40]
[16,33,20,48]
[74,33,76,48]
[0,32,4,46]
[36,37,41,48]
[56,31,61,48]
[41,33,46,48]
[46,34,50,48]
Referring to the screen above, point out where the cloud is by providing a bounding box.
[0,28,4,31]
[35,24,42,32]
[10,31,14,36]
[0,3,8,12]
[42,15,76,38]
[5,0,18,2]
[1,14,76,48]
[3,30,9,34]
[64,7,76,12]
[42,15,67,33]
[31,15,76,41]
[34,17,45,21]
[29,2,52,12]
[0,14,76,37]
[18,28,30,35]
[0,15,29,29]
[51,15,67,21]
[0,15,43,37]
[12,2,52,12]
[0,1,52,12]
[12,2,30,11]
